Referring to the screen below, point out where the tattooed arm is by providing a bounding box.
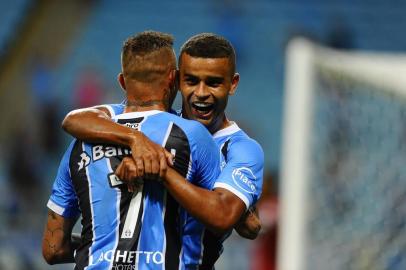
[42,210,79,265]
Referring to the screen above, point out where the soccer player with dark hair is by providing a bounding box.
[42,31,220,270]
[61,33,264,269]
[171,33,263,266]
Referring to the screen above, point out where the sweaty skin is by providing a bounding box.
[42,210,79,264]
[62,106,172,179]
[62,51,261,237]
[63,107,261,237]
[179,54,239,134]
[42,32,179,265]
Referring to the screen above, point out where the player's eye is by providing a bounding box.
[184,76,199,86]
[206,78,223,87]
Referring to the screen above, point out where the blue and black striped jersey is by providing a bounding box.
[47,110,220,270]
[106,105,264,270]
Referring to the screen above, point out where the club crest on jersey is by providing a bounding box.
[232,167,256,194]
[78,152,91,171]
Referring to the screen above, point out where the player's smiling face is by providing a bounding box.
[179,53,239,133]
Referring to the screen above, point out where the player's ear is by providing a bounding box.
[168,69,178,109]
[229,73,240,96]
[118,73,126,91]
[168,69,176,88]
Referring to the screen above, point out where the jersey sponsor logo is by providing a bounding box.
[111,265,137,270]
[92,145,131,162]
[124,122,140,130]
[91,249,164,266]
[231,167,256,194]
[78,152,91,171]
[112,265,136,270]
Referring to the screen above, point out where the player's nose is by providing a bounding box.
[194,82,210,99]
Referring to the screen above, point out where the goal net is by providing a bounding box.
[279,38,406,270]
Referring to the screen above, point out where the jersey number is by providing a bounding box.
[121,186,143,239]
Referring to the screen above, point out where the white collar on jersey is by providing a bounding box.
[212,122,241,138]
[114,110,163,120]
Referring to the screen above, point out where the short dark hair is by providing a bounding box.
[121,31,175,82]
[179,33,236,74]
[122,30,174,57]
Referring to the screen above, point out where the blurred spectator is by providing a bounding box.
[74,66,105,108]
[250,171,279,270]
[29,52,55,106]
[40,102,62,154]
[28,52,62,155]
[6,127,42,225]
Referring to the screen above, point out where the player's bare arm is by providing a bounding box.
[64,107,259,237]
[42,210,79,265]
[116,157,246,234]
[62,106,171,178]
[165,167,247,234]
[234,205,261,239]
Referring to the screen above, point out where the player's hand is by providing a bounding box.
[129,132,173,180]
[233,205,261,240]
[115,157,144,192]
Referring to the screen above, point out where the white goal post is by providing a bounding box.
[279,38,406,270]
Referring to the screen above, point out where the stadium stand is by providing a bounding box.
[1,0,406,269]
[0,0,31,58]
